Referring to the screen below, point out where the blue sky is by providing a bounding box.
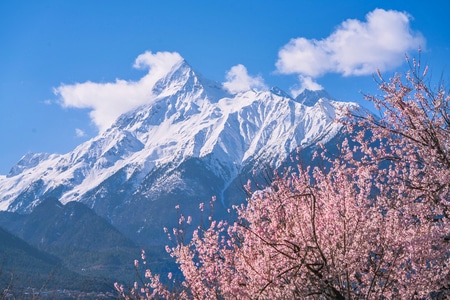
[0,0,449,174]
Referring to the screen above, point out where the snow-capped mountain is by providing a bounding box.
[0,59,362,244]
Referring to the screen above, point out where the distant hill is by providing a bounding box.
[0,197,172,286]
[0,226,109,294]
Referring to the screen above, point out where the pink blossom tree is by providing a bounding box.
[117,61,449,299]
[350,56,449,217]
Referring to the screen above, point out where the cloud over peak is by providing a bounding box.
[53,9,425,132]
[223,64,267,94]
[276,8,425,91]
[54,51,183,132]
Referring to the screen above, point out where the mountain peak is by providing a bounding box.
[150,58,227,102]
[295,89,331,106]
[7,152,54,178]
[151,59,194,94]
[270,86,292,98]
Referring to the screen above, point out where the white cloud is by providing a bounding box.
[223,64,267,94]
[290,75,324,98]
[75,128,86,137]
[276,38,330,78]
[54,51,183,132]
[276,8,425,91]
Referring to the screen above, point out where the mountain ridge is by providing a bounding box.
[0,58,365,245]
[0,224,111,292]
[0,197,145,283]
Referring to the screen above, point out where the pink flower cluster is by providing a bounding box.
[116,59,449,299]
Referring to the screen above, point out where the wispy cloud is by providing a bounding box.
[290,75,324,98]
[75,128,86,137]
[276,8,425,92]
[223,64,267,94]
[54,51,183,132]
